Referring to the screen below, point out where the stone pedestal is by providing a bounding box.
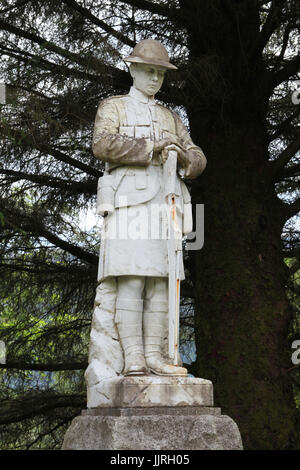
[87,375,213,408]
[62,376,243,450]
[62,406,242,450]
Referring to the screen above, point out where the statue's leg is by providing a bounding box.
[144,277,187,376]
[115,276,147,376]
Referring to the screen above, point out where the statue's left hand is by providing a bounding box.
[164,144,190,170]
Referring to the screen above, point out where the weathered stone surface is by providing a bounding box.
[62,410,243,450]
[82,406,221,417]
[85,278,124,393]
[87,375,213,408]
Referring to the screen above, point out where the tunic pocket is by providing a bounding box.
[97,174,115,216]
[135,126,151,139]
[119,125,134,137]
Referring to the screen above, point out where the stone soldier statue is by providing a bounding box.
[64,41,242,451]
[92,39,206,377]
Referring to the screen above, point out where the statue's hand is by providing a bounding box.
[153,137,174,153]
[164,144,190,170]
[154,137,187,164]
[154,138,189,170]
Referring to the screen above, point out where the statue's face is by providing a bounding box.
[130,63,166,96]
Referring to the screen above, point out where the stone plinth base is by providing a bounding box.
[87,375,213,408]
[63,377,243,450]
[62,406,243,450]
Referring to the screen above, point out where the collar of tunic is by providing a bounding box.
[129,86,155,105]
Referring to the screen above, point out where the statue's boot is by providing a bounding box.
[144,300,187,376]
[115,298,147,376]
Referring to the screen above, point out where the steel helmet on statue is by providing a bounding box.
[124,39,178,70]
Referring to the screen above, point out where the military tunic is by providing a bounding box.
[92,87,206,281]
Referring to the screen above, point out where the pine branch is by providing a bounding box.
[27,223,99,266]
[289,260,300,275]
[281,198,300,223]
[0,17,129,86]
[272,55,300,88]
[288,198,300,219]
[275,163,300,181]
[259,0,275,6]
[0,38,129,89]
[0,125,101,178]
[180,282,195,299]
[276,24,291,64]
[0,360,87,371]
[269,108,300,142]
[25,416,75,450]
[0,44,101,84]
[61,0,136,47]
[0,18,104,73]
[270,133,300,177]
[0,262,93,278]
[0,394,85,425]
[0,169,98,194]
[0,0,31,14]
[0,205,99,266]
[33,147,101,179]
[6,82,52,101]
[0,258,93,272]
[118,0,179,21]
[251,0,286,59]
[284,248,300,259]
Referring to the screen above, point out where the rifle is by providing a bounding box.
[163,149,182,366]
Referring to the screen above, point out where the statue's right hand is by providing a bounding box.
[153,137,174,153]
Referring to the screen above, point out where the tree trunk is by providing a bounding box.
[190,116,298,450]
[178,0,299,450]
